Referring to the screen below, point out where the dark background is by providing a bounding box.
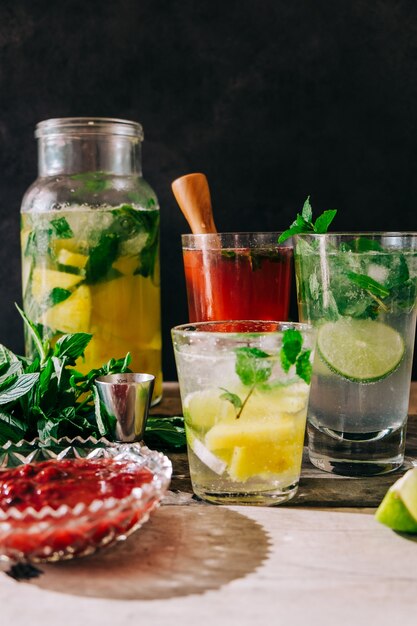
[0,0,417,381]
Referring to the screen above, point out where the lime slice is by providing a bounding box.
[317,318,404,382]
[375,468,417,533]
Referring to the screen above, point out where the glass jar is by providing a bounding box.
[20,117,162,403]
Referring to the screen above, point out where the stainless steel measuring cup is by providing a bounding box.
[94,373,155,442]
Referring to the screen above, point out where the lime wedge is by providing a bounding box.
[317,318,404,382]
[375,468,417,533]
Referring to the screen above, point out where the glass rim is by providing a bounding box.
[35,117,144,140]
[293,231,417,238]
[181,232,293,247]
[172,320,313,338]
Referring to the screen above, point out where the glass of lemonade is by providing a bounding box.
[20,118,162,403]
[172,320,316,505]
[182,233,293,322]
[294,232,417,476]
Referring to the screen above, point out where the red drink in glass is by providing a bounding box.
[182,233,293,322]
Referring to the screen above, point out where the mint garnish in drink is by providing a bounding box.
[280,328,312,384]
[220,329,311,418]
[278,196,337,244]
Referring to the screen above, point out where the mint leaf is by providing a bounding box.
[51,217,73,239]
[0,411,27,444]
[24,229,51,257]
[46,287,72,307]
[301,196,313,223]
[281,329,303,372]
[313,210,337,233]
[278,228,299,244]
[280,328,313,384]
[71,172,109,194]
[93,386,115,437]
[278,198,337,243]
[295,350,312,384]
[54,333,92,362]
[85,233,119,284]
[0,373,39,405]
[344,237,384,253]
[144,416,186,450]
[0,362,23,385]
[219,388,243,411]
[346,272,390,298]
[16,305,48,364]
[235,347,272,386]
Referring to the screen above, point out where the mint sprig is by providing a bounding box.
[220,331,312,418]
[278,197,337,243]
[220,347,272,419]
[280,328,312,384]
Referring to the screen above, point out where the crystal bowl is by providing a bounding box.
[0,438,172,563]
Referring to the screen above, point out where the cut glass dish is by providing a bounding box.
[0,438,172,563]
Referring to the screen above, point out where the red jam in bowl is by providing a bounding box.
[0,454,169,562]
[0,458,153,511]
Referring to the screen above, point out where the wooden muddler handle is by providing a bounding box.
[171,173,217,234]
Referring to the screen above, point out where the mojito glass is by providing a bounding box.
[182,233,293,322]
[172,320,316,505]
[294,233,417,476]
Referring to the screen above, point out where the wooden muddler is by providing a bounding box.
[171,173,217,234]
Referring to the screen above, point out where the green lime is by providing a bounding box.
[317,318,404,382]
[375,468,417,533]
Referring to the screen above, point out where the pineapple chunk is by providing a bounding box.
[41,285,91,333]
[90,275,135,324]
[57,248,88,269]
[52,238,88,255]
[206,416,297,450]
[112,256,139,275]
[90,274,160,344]
[240,390,307,420]
[32,268,83,302]
[228,442,303,482]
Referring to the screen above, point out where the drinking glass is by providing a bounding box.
[172,320,316,505]
[294,232,417,476]
[182,233,292,322]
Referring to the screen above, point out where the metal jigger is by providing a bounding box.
[94,373,155,443]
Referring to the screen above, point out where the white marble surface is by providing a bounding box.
[1,504,416,626]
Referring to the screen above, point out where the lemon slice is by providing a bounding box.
[186,428,227,475]
[317,318,404,383]
[375,468,417,533]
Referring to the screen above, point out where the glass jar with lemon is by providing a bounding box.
[21,118,162,403]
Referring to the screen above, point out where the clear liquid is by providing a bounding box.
[296,243,417,474]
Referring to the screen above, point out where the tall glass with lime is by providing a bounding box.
[294,232,417,475]
[20,118,162,403]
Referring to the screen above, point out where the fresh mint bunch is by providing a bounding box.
[0,306,185,450]
[278,197,337,243]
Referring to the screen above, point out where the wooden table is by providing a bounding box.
[2,383,417,626]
